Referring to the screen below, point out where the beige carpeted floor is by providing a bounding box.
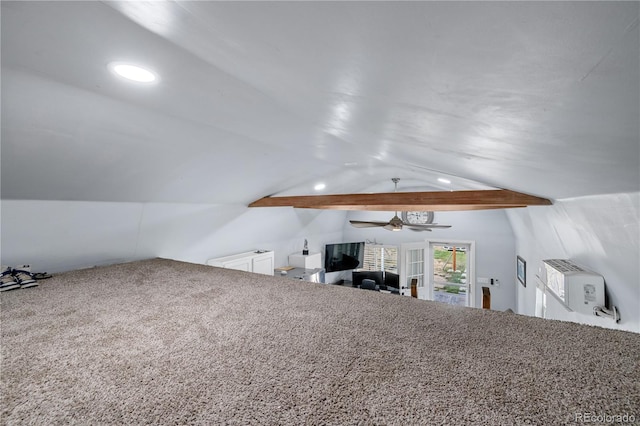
[1,258,639,425]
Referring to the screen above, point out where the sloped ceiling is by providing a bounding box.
[1,1,638,205]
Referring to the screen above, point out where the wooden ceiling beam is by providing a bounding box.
[249,189,552,211]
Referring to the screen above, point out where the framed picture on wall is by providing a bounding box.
[517,256,526,287]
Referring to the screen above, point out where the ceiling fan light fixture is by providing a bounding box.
[347,178,453,232]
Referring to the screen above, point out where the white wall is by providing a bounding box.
[0,200,515,312]
[343,209,516,311]
[0,200,347,273]
[1,200,148,271]
[8,197,635,333]
[507,192,640,333]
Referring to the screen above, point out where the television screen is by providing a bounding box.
[324,242,365,273]
[384,272,400,289]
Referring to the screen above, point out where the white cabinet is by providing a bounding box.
[288,252,322,269]
[222,258,252,273]
[207,250,274,276]
[252,253,275,275]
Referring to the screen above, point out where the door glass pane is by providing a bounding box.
[406,248,424,288]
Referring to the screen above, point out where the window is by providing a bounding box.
[362,244,398,273]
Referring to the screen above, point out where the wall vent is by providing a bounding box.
[543,259,587,274]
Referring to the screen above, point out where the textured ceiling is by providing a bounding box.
[1,1,638,204]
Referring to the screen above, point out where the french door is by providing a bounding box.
[401,240,476,307]
[400,242,427,299]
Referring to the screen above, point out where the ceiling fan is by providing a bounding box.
[349,178,452,232]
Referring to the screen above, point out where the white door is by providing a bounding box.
[400,242,428,299]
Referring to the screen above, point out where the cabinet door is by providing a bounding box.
[224,258,252,272]
[253,254,274,275]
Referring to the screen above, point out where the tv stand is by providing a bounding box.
[331,279,354,287]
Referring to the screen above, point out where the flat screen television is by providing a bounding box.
[384,272,400,289]
[324,241,365,273]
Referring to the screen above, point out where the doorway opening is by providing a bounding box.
[430,243,471,306]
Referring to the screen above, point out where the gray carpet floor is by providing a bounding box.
[1,258,639,425]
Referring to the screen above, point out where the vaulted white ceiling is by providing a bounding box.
[1,1,638,205]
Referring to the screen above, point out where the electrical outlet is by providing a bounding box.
[478,277,489,284]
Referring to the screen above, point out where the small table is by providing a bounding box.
[276,267,325,283]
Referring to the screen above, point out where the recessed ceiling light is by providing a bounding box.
[314,183,326,191]
[108,62,158,83]
[438,178,451,184]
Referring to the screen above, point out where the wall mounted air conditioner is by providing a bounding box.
[540,259,605,315]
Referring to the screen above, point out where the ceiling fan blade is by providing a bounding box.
[407,226,432,232]
[405,223,452,230]
[349,220,389,228]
